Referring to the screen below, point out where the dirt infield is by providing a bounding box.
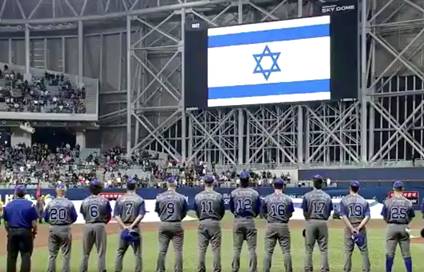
[0,218,419,256]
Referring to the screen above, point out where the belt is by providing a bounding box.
[388,222,408,225]
[162,220,182,223]
[267,221,289,224]
[50,224,71,226]
[8,227,32,230]
[199,218,220,222]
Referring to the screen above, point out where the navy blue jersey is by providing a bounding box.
[229,188,261,218]
[80,195,112,224]
[44,197,78,225]
[194,190,225,221]
[381,195,415,224]
[339,194,370,224]
[262,192,294,223]
[155,190,188,222]
[302,189,333,220]
[3,198,39,228]
[114,193,146,224]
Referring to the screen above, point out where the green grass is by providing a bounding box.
[1,215,423,271]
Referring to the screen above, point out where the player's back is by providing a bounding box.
[194,190,225,221]
[340,194,369,224]
[230,187,260,218]
[80,195,111,223]
[115,193,145,223]
[383,196,415,224]
[45,197,77,225]
[155,190,187,222]
[303,189,333,220]
[263,192,294,223]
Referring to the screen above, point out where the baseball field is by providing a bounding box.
[0,214,423,272]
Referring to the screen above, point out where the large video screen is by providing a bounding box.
[207,16,331,107]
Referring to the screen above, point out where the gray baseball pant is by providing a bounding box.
[232,218,257,272]
[198,219,222,272]
[47,225,72,272]
[304,219,329,272]
[80,223,107,272]
[156,222,184,272]
[386,224,411,258]
[344,225,370,272]
[264,223,292,272]
[115,228,142,272]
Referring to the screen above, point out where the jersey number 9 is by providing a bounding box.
[348,204,363,217]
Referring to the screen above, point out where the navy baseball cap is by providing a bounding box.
[166,176,177,184]
[239,171,250,180]
[273,178,286,186]
[352,232,365,247]
[56,184,66,190]
[350,180,360,188]
[204,175,215,184]
[121,229,140,243]
[127,178,137,186]
[15,184,26,195]
[393,180,404,189]
[90,179,103,187]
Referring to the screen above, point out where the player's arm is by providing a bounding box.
[381,203,388,223]
[181,198,188,219]
[113,201,126,228]
[339,201,354,231]
[30,205,39,236]
[260,198,267,219]
[105,201,112,223]
[44,204,50,223]
[70,205,78,223]
[287,200,294,219]
[3,208,9,231]
[301,197,308,219]
[357,202,371,231]
[219,197,225,218]
[253,195,261,218]
[229,195,235,214]
[129,201,146,229]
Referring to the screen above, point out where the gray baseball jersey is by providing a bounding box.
[340,194,371,272]
[80,195,112,224]
[114,193,146,272]
[45,197,77,272]
[302,189,333,272]
[194,190,225,221]
[262,192,294,272]
[230,188,261,272]
[382,195,415,260]
[194,190,225,272]
[80,195,111,272]
[155,190,188,222]
[155,190,188,272]
[114,193,146,224]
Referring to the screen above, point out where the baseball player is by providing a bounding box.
[381,180,415,272]
[302,175,333,272]
[3,185,39,272]
[114,178,146,272]
[229,170,261,272]
[79,179,112,272]
[155,176,188,272]
[0,198,3,225]
[262,178,294,272]
[44,184,78,272]
[339,180,371,272]
[193,175,225,272]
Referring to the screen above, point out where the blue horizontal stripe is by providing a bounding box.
[208,24,329,48]
[208,79,330,99]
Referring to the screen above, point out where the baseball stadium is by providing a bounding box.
[0,0,424,271]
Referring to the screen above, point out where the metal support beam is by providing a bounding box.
[78,20,83,84]
[126,16,132,155]
[360,0,368,163]
[24,24,30,78]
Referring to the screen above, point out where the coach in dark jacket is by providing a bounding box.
[3,185,39,272]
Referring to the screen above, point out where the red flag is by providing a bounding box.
[36,182,42,198]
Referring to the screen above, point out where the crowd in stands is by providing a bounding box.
[0,65,86,113]
[0,141,302,189]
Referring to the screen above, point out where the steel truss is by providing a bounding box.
[2,0,424,167]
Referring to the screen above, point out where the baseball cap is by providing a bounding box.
[127,178,137,186]
[56,184,66,190]
[273,178,286,186]
[121,229,140,243]
[352,232,365,247]
[166,176,177,184]
[312,174,324,183]
[393,180,404,189]
[239,170,250,180]
[204,175,215,184]
[350,180,360,188]
[15,184,26,195]
[90,178,103,187]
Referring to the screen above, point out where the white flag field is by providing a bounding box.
[207,15,331,107]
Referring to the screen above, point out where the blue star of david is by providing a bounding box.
[253,45,281,80]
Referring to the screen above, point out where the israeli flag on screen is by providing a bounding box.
[207,16,331,107]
